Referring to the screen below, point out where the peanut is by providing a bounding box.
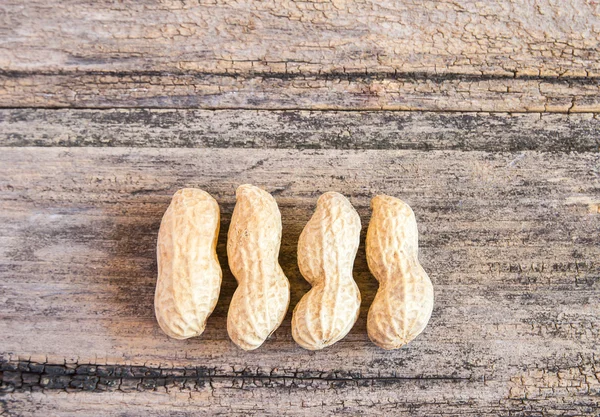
[292,192,361,350]
[155,188,222,340]
[227,184,290,350]
[366,195,434,350]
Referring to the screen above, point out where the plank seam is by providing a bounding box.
[2,69,600,83]
[2,106,600,115]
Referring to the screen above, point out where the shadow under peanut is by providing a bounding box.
[104,201,166,335]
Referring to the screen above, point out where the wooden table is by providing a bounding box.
[1,1,599,415]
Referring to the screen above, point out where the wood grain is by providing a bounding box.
[0,147,598,415]
[2,0,600,110]
[1,109,599,152]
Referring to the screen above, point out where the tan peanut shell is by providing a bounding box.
[155,188,222,339]
[366,195,434,350]
[227,184,290,350]
[292,192,361,350]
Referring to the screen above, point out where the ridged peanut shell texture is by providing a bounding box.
[155,188,222,340]
[227,184,290,351]
[292,192,361,350]
[366,195,434,350]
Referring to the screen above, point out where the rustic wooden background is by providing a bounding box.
[1,1,599,415]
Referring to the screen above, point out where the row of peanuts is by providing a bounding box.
[154,184,434,351]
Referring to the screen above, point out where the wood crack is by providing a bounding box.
[3,71,600,112]
[0,360,472,393]
[2,69,600,84]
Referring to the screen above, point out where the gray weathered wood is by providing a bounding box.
[0,147,598,415]
[1,109,599,152]
[2,0,600,110]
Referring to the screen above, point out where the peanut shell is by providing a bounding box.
[155,188,222,340]
[366,195,434,350]
[227,184,290,350]
[292,192,361,350]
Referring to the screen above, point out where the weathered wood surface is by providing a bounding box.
[1,109,599,152]
[2,0,600,110]
[2,0,600,414]
[5,0,600,76]
[0,141,599,415]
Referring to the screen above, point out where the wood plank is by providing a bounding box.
[4,71,600,112]
[2,378,597,416]
[1,109,599,152]
[2,0,600,110]
[5,0,600,77]
[0,148,598,414]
